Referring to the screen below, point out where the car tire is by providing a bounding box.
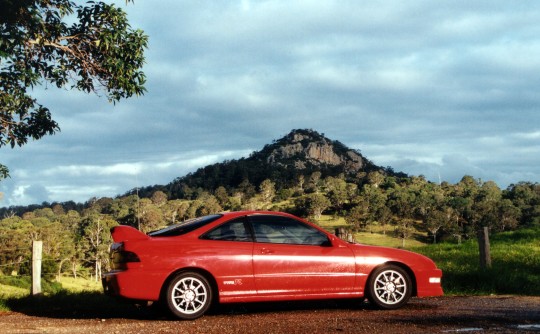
[367,264,412,309]
[166,272,213,320]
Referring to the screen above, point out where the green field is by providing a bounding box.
[316,214,428,247]
[414,227,540,296]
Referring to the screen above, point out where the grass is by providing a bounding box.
[354,231,426,248]
[57,276,102,292]
[0,276,99,311]
[0,283,29,299]
[413,227,540,296]
[0,284,28,311]
[316,214,426,247]
[0,276,137,316]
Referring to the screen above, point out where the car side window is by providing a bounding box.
[249,215,330,246]
[200,218,253,242]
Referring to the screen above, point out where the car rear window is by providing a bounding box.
[148,214,223,237]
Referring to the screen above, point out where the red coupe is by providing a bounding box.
[102,211,443,319]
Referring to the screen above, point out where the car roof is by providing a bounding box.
[221,211,293,218]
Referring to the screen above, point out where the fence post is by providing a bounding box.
[477,227,492,269]
[335,227,355,243]
[335,227,346,240]
[32,240,42,296]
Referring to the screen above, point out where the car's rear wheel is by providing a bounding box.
[166,272,213,320]
[367,264,412,309]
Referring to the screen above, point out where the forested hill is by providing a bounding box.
[131,129,406,200]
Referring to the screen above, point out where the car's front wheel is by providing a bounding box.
[166,272,213,320]
[367,265,412,309]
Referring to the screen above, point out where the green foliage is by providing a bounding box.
[0,0,147,178]
[0,164,8,180]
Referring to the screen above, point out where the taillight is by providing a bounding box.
[116,251,141,263]
[110,242,141,269]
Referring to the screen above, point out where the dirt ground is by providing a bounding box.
[1,296,539,333]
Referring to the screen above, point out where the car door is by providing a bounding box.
[249,214,356,298]
[198,217,256,301]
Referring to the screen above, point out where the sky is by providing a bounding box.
[2,0,540,207]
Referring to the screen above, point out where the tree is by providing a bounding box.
[345,204,368,231]
[425,209,446,244]
[214,186,230,209]
[472,181,501,230]
[135,198,164,233]
[445,196,469,244]
[259,179,276,205]
[374,205,392,235]
[295,193,331,219]
[360,184,386,207]
[505,182,540,227]
[162,199,189,224]
[0,0,148,178]
[355,184,387,232]
[414,181,445,243]
[305,171,322,193]
[387,185,416,247]
[452,176,481,238]
[150,191,168,207]
[0,216,37,274]
[496,199,520,231]
[79,212,117,281]
[387,185,416,221]
[367,171,384,188]
[325,177,348,210]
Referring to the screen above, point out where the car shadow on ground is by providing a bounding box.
[212,298,433,317]
[4,292,148,320]
[5,291,436,320]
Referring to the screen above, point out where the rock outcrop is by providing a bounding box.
[263,129,365,174]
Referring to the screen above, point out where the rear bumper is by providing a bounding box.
[102,271,121,296]
[102,270,163,301]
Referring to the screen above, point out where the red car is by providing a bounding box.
[102,211,443,319]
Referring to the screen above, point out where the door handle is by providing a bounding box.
[260,248,274,254]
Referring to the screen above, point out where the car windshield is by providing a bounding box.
[148,214,223,237]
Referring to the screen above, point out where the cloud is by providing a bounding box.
[1,147,252,206]
[9,184,51,206]
[2,0,540,207]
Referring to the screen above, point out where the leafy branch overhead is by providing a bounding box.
[0,0,148,178]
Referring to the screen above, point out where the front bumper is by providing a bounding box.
[415,268,444,297]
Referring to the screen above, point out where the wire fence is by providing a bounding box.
[0,241,109,289]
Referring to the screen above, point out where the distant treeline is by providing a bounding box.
[0,171,539,281]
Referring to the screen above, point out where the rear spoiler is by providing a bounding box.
[110,225,150,243]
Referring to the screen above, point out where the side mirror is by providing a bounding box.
[320,236,333,247]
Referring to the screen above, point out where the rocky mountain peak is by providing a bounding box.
[259,129,367,174]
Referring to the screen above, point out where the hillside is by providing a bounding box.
[133,129,406,200]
